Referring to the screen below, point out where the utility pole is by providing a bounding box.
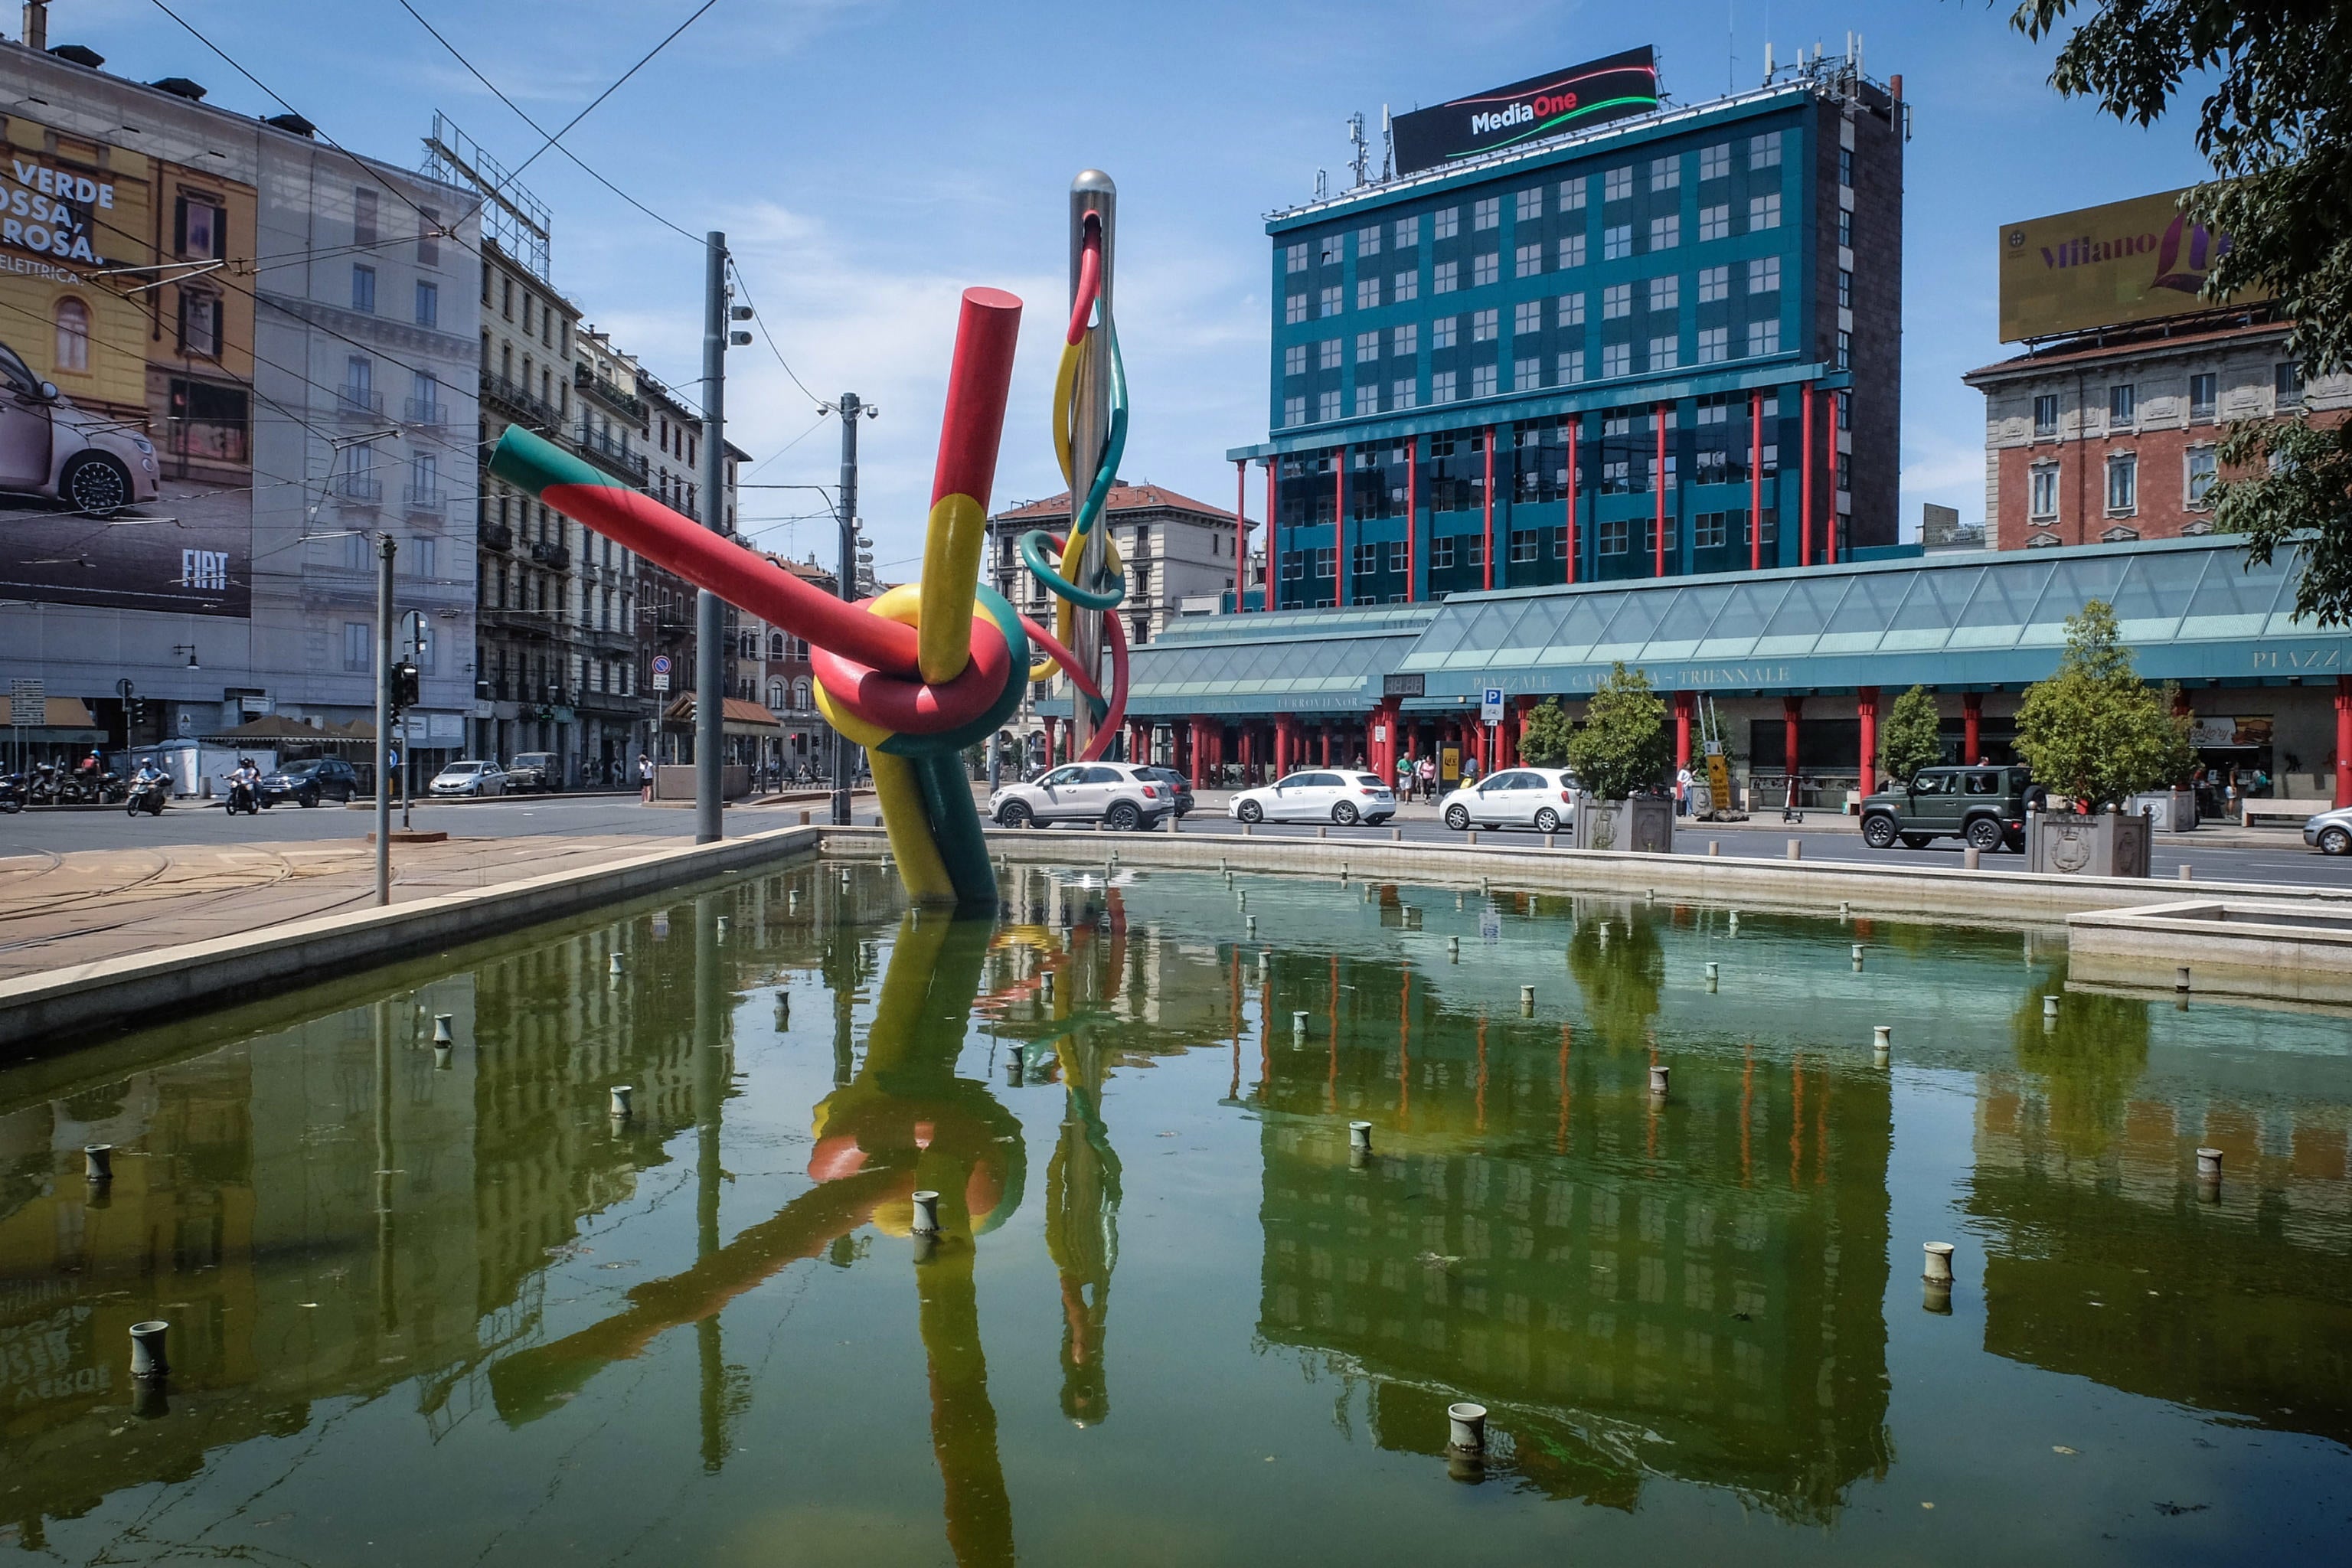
[824,393,875,826]
[374,533,395,906]
[695,231,729,844]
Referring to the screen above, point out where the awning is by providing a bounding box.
[201,715,376,746]
[1064,603,1437,717]
[663,694,783,737]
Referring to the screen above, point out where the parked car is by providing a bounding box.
[1229,769,1396,827]
[257,756,361,808]
[2304,802,2352,856]
[430,760,509,798]
[1858,765,2032,852]
[0,336,161,516]
[1439,766,1583,833]
[990,762,1172,830]
[506,751,562,792]
[1136,766,1195,817]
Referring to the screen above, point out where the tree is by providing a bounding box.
[1877,684,1944,785]
[1519,697,1575,767]
[2012,599,2197,808]
[2010,2,2352,623]
[1563,662,1671,800]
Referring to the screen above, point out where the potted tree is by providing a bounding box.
[1564,662,1674,853]
[2013,600,2197,876]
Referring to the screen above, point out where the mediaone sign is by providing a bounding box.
[1392,47,1660,177]
[1998,187,2269,341]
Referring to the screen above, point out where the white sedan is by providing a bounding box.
[1439,766,1581,832]
[429,760,508,797]
[1230,769,1396,826]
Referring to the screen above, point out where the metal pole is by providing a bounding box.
[831,394,863,826]
[374,533,395,905]
[1067,172,1116,760]
[695,231,728,844]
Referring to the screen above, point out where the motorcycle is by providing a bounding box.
[225,779,259,815]
[0,773,23,814]
[126,776,168,816]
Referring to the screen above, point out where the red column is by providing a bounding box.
[1782,695,1802,804]
[1319,724,1332,766]
[1238,721,1253,785]
[1481,426,1495,591]
[2337,675,2352,808]
[1799,379,1816,567]
[1272,714,1289,776]
[1187,718,1202,788]
[1963,692,1983,764]
[1857,686,1880,797]
[1564,414,1579,585]
[1749,389,1764,570]
[1265,462,1278,609]
[1824,389,1840,565]
[1653,401,1668,578]
[1674,690,1694,770]
[1234,459,1248,611]
[1406,441,1419,603]
[1334,446,1349,607]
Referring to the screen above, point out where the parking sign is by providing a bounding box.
[1481,687,1504,724]
[651,655,672,676]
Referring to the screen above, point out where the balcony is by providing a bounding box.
[403,397,448,428]
[332,473,384,505]
[530,540,572,571]
[574,361,646,420]
[482,371,560,430]
[335,385,382,418]
[479,519,513,552]
[573,422,649,483]
[403,484,447,519]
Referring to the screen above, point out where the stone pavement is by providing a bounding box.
[0,832,692,982]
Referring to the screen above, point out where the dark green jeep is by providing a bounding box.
[1858,765,2034,853]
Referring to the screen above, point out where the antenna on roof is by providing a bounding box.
[1346,113,1371,189]
[1764,41,1774,83]
[1315,168,1328,201]
[1380,105,1393,181]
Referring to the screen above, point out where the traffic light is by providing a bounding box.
[392,661,420,710]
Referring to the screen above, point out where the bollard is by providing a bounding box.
[911,1191,941,1234]
[1922,1279,1954,1315]
[800,809,812,826]
[1545,831,1557,849]
[1851,942,1865,964]
[1391,827,1403,842]
[1349,1120,1373,1155]
[1645,887,1657,904]
[2178,863,2194,881]
[1520,984,1535,1014]
[1962,847,1981,871]
[1455,892,1465,912]
[1447,936,1461,962]
[1220,858,1230,873]
[776,989,791,1027]
[1648,1063,1669,1098]
[608,952,626,977]
[2042,994,2059,1022]
[1468,831,1479,845]
[2175,965,2191,993]
[1922,1242,1955,1285]
[434,1041,452,1071]
[1708,840,1720,857]
[84,1144,113,1183]
[1704,961,1719,990]
[1042,971,1057,999]
[1727,910,1740,933]
[1007,1044,1027,1087]
[609,1085,633,1119]
[2196,1146,2223,1181]
[1340,864,1350,881]
[1872,1024,1891,1064]
[1318,825,1328,840]
[1839,901,1851,918]
[1237,890,1247,909]
[1597,922,1610,949]
[129,1321,169,1380]
[1292,1010,1309,1040]
[1447,1402,1488,1453]
[1246,915,1258,936]
[1786,838,1802,861]
[433,1014,455,1047]
[716,916,730,942]
[1244,822,1255,836]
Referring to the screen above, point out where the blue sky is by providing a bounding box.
[67,1,2218,577]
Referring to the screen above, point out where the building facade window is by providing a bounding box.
[1697,265,1729,303]
[1513,355,1540,389]
[1284,395,1306,427]
[1393,215,1420,247]
[1284,343,1307,376]
[1319,286,1343,317]
[1357,276,1381,309]
[1699,204,1730,241]
[2105,452,2137,514]
[1514,188,1542,221]
[1354,384,1379,416]
[1513,300,1542,335]
[1697,326,1728,364]
[1318,390,1341,422]
[2032,394,2060,437]
[1700,142,1731,180]
[1602,283,1632,319]
[1319,338,1344,370]
[342,621,371,671]
[1748,255,1780,293]
[1557,292,1586,326]
[1514,242,1543,279]
[1602,343,1631,377]
[1285,293,1307,325]
[415,280,438,327]
[1432,207,1459,240]
[1648,275,1679,312]
[1356,224,1381,256]
[1745,319,1779,356]
[1356,331,1380,364]
[1471,309,1498,342]
[1648,335,1679,371]
[54,297,89,370]
[1432,371,1458,403]
[1472,251,1499,287]
[1393,323,1418,356]
[1650,155,1681,191]
[1605,167,1632,202]
[2109,383,2136,424]
[1748,193,1782,230]
[2190,371,2217,420]
[1431,316,1456,349]
[1285,242,1308,273]
[1471,364,1498,397]
[1648,214,1680,251]
[1558,350,1586,384]
[1393,269,1419,302]
[2186,445,2218,505]
[1599,517,1629,554]
[1749,131,1782,168]
[2276,361,2306,405]
[351,264,376,312]
[1559,176,1587,210]
[1603,224,1632,260]
[1558,234,1586,269]
[1433,260,1459,293]
[1473,196,1501,230]
[2029,463,2060,519]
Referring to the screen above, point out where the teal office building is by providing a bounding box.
[1227,49,1906,607]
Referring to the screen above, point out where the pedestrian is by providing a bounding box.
[1675,763,1693,816]
[637,751,654,804]
[1396,754,1413,802]
[1419,755,1435,799]
[1462,751,1479,785]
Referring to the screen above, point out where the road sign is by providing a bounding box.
[388,748,400,767]
[8,678,42,727]
[652,673,671,691]
[651,655,672,675]
[1481,687,1504,724]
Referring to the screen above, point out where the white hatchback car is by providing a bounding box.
[1229,769,1396,827]
[429,760,508,797]
[1439,766,1581,832]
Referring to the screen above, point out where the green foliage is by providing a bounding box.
[1877,684,1944,785]
[1566,911,1663,1054]
[1518,697,1575,767]
[1563,662,1670,801]
[2011,959,2151,1159]
[2012,600,2197,808]
[2011,1,2352,624]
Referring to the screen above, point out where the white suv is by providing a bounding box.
[991,762,1174,830]
[1230,769,1396,826]
[1440,766,1581,832]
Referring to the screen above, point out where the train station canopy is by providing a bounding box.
[1104,535,2344,716]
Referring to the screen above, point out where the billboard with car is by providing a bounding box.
[0,110,255,615]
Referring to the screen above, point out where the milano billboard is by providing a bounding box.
[1998,187,2268,341]
[0,109,255,617]
[1392,47,1660,177]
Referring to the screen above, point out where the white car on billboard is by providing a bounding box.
[0,337,161,517]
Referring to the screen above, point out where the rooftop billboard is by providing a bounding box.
[1998,188,2266,341]
[1392,47,1660,177]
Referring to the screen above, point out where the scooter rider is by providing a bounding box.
[227,756,260,813]
[127,756,170,815]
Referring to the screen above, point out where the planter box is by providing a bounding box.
[652,763,751,802]
[2128,789,2198,831]
[2028,809,2151,878]
[1573,795,1674,854]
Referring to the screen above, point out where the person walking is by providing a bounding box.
[1675,763,1693,816]
[637,751,654,804]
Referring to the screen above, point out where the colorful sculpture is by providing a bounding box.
[489,187,1133,910]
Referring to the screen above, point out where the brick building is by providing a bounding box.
[1965,311,2352,550]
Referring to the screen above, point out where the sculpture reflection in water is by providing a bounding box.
[490,901,1054,1567]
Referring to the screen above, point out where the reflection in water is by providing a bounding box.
[1,872,2349,1561]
